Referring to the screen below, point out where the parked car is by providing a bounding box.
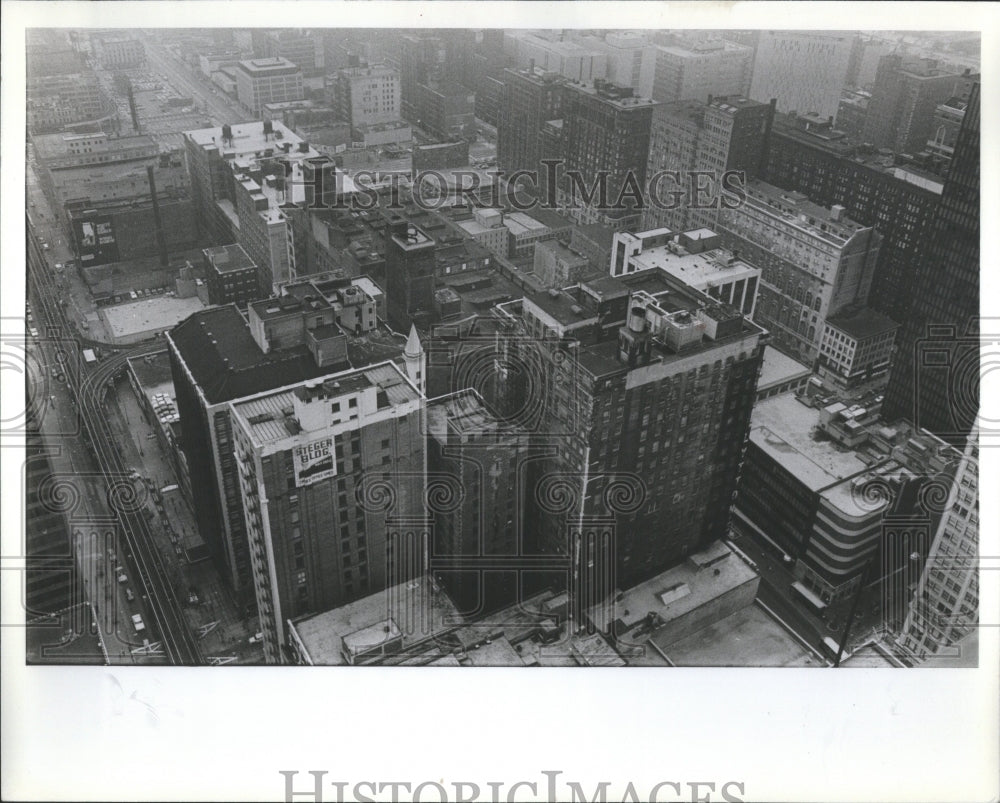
[126,588,135,602]
[131,614,145,632]
[117,572,127,584]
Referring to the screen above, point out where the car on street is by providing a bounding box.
[126,588,135,602]
[131,614,145,632]
[117,572,128,584]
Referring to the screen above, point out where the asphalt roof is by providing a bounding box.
[168,305,339,405]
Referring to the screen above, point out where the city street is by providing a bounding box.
[137,33,247,126]
[108,379,261,662]
[27,219,203,665]
[730,522,893,663]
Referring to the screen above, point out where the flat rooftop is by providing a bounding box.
[757,345,813,390]
[250,289,332,321]
[425,389,520,444]
[185,119,318,160]
[657,604,819,667]
[826,307,899,341]
[103,295,206,339]
[627,243,759,288]
[203,244,256,274]
[238,57,301,75]
[750,394,876,492]
[589,541,758,635]
[743,179,868,242]
[655,38,751,57]
[168,305,338,404]
[565,80,658,109]
[524,270,762,380]
[535,239,589,264]
[232,362,418,445]
[389,224,433,251]
[456,218,499,238]
[289,576,462,665]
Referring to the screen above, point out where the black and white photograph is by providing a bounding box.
[2,2,997,801]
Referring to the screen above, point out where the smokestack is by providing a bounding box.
[126,82,140,133]
[146,165,169,268]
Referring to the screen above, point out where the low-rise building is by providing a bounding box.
[816,306,899,393]
[455,207,509,258]
[755,345,813,402]
[533,239,594,288]
[203,244,260,307]
[737,391,960,608]
[586,540,760,659]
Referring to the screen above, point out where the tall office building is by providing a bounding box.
[497,67,567,188]
[863,56,968,153]
[399,32,448,120]
[330,64,401,128]
[883,84,979,444]
[231,362,425,662]
[716,180,883,364]
[183,120,346,293]
[236,57,304,115]
[897,433,978,663]
[651,36,754,105]
[384,222,437,331]
[845,35,893,90]
[749,31,855,121]
[262,29,321,77]
[760,112,943,326]
[503,31,609,84]
[512,268,765,604]
[426,390,531,615]
[643,95,774,232]
[568,31,657,99]
[167,279,397,606]
[557,79,657,229]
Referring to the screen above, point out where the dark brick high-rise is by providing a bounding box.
[882,83,979,445]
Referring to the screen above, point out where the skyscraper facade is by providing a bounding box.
[642,95,774,232]
[749,31,855,121]
[897,433,978,662]
[496,67,567,189]
[384,222,437,331]
[760,113,943,327]
[882,83,979,443]
[716,180,883,364]
[557,79,656,229]
[862,55,968,154]
[230,362,425,662]
[512,268,765,603]
[651,37,753,105]
[426,390,532,615]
